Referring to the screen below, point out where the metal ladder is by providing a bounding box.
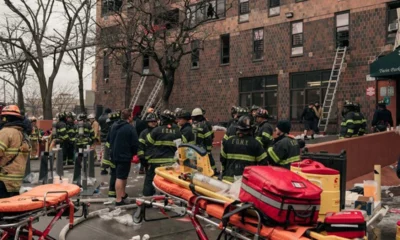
[154,98,163,112]
[318,46,347,133]
[129,75,147,109]
[141,79,163,119]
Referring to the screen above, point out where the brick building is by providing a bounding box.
[95,0,400,131]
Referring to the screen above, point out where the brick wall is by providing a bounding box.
[95,0,395,132]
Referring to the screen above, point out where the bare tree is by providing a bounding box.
[52,84,78,114]
[98,0,232,108]
[0,0,88,119]
[24,86,42,117]
[0,19,32,111]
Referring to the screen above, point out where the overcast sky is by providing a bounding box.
[0,1,94,100]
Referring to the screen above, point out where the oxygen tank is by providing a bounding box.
[191,172,230,193]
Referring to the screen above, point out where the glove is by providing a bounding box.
[131,155,140,164]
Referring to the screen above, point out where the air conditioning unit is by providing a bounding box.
[388,22,399,32]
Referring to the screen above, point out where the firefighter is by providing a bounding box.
[143,110,182,196]
[340,101,363,138]
[354,102,367,136]
[176,109,195,144]
[227,106,238,129]
[99,108,112,174]
[223,107,249,141]
[106,111,121,197]
[0,105,31,198]
[372,100,393,132]
[249,105,260,125]
[65,112,77,165]
[266,120,300,168]
[88,114,100,160]
[254,108,274,151]
[174,108,183,125]
[191,108,215,171]
[29,117,41,160]
[138,113,158,175]
[55,112,69,162]
[220,115,267,182]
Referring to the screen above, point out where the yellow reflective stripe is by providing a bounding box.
[279,155,301,165]
[223,176,234,183]
[182,135,188,143]
[102,159,115,168]
[255,137,262,144]
[147,134,155,144]
[267,147,280,163]
[354,120,362,124]
[223,134,229,141]
[347,129,354,133]
[154,141,176,147]
[341,120,354,126]
[105,142,110,147]
[206,146,212,151]
[221,148,227,158]
[262,132,273,140]
[148,158,175,164]
[196,133,205,138]
[108,191,116,196]
[139,138,146,144]
[58,128,66,132]
[204,131,213,138]
[138,150,144,156]
[188,141,196,144]
[0,141,6,151]
[225,154,255,162]
[255,152,267,162]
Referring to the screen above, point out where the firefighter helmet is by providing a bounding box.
[0,105,23,118]
[191,108,203,117]
[78,113,87,121]
[250,105,260,111]
[344,100,353,108]
[236,107,248,117]
[176,109,191,119]
[230,106,238,116]
[88,113,95,119]
[255,108,269,119]
[30,116,37,122]
[145,112,158,122]
[236,116,252,130]
[161,109,175,121]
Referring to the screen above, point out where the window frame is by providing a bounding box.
[187,0,226,26]
[143,54,150,73]
[335,11,350,48]
[103,51,110,80]
[268,0,280,17]
[386,2,400,44]
[220,34,230,65]
[238,75,279,121]
[191,40,200,69]
[289,70,333,121]
[238,0,250,22]
[101,0,123,17]
[291,20,304,57]
[253,28,264,60]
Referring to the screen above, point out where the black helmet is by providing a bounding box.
[236,115,252,130]
[160,109,175,122]
[66,112,74,119]
[174,108,182,115]
[58,112,66,120]
[344,100,353,108]
[236,107,248,117]
[354,102,361,112]
[378,100,386,108]
[145,112,158,122]
[78,113,87,121]
[276,120,291,134]
[176,109,191,120]
[250,105,260,111]
[255,108,269,119]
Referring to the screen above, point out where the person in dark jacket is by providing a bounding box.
[249,105,259,126]
[300,103,316,140]
[134,114,147,137]
[223,107,248,141]
[372,100,393,132]
[254,108,274,151]
[98,108,112,174]
[144,109,182,196]
[227,106,238,129]
[220,115,267,182]
[267,120,300,169]
[354,102,367,136]
[192,108,215,170]
[137,113,158,175]
[340,101,364,138]
[109,109,138,205]
[104,111,121,196]
[176,109,195,144]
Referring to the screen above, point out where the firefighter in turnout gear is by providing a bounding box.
[0,105,31,198]
[65,112,77,165]
[138,113,158,175]
[372,100,394,132]
[220,115,267,182]
[176,109,195,144]
[249,105,260,126]
[55,112,69,163]
[88,113,100,161]
[29,117,41,160]
[223,107,249,141]
[191,108,215,170]
[99,108,112,174]
[254,108,274,151]
[340,101,364,138]
[267,120,300,169]
[354,102,367,136]
[143,110,182,196]
[227,106,238,129]
[105,111,121,197]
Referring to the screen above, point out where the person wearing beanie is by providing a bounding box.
[372,100,393,132]
[266,120,300,169]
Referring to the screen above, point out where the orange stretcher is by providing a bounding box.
[0,184,88,240]
[134,175,351,240]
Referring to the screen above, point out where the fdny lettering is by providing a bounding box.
[231,139,249,145]
[290,140,299,146]
[162,128,176,134]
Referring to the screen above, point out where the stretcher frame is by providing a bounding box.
[0,190,88,240]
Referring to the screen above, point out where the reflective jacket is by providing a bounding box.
[0,126,31,193]
[138,127,155,167]
[180,123,195,144]
[146,124,182,164]
[358,112,367,136]
[56,121,68,143]
[223,120,238,142]
[254,120,274,150]
[91,120,100,142]
[340,111,364,138]
[66,122,77,144]
[220,134,267,182]
[30,126,41,141]
[98,113,109,142]
[192,121,213,153]
[75,122,94,148]
[267,135,300,168]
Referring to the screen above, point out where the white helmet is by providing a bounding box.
[88,113,95,119]
[191,108,203,117]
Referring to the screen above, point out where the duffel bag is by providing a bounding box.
[239,166,322,226]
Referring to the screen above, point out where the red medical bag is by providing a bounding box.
[324,210,366,238]
[239,166,322,226]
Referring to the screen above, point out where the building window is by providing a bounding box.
[239,0,249,22]
[387,3,400,44]
[291,21,303,56]
[154,8,179,29]
[239,75,278,120]
[336,12,349,48]
[253,28,264,60]
[290,70,332,120]
[221,34,230,64]
[187,0,226,27]
[143,54,149,73]
[103,51,110,80]
[191,40,200,68]
[269,0,280,17]
[295,0,306,2]
[102,0,123,16]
